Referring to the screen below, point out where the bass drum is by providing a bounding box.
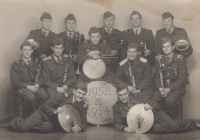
[85,80,118,125]
[83,59,106,80]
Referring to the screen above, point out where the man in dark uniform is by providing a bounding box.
[10,40,48,116]
[99,11,122,73]
[8,82,88,133]
[42,36,76,99]
[113,84,200,133]
[154,12,193,57]
[57,14,85,74]
[114,42,154,102]
[153,37,187,118]
[120,11,155,66]
[27,12,56,59]
[77,27,114,83]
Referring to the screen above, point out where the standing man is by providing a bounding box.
[27,12,56,59]
[154,12,193,57]
[42,36,76,99]
[114,42,154,102]
[113,84,200,133]
[10,40,48,116]
[58,14,85,74]
[120,11,155,66]
[153,37,187,118]
[77,27,114,83]
[99,11,122,73]
[8,82,88,133]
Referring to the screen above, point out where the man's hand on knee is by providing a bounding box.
[54,107,63,114]
[56,87,65,93]
[72,124,81,133]
[162,88,171,97]
[27,85,38,93]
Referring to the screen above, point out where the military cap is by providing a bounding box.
[65,14,76,23]
[40,12,52,21]
[75,81,87,92]
[103,11,115,19]
[130,11,142,19]
[20,39,37,50]
[89,26,100,34]
[161,37,172,45]
[127,42,139,50]
[116,84,128,94]
[52,36,64,46]
[162,12,174,20]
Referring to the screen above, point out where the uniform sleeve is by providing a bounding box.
[27,30,36,40]
[154,31,163,56]
[101,44,111,64]
[168,58,187,91]
[113,66,130,87]
[42,61,59,90]
[66,59,76,86]
[154,60,162,88]
[120,32,127,61]
[81,34,85,43]
[113,104,126,131]
[77,44,88,65]
[37,63,44,87]
[136,61,153,90]
[79,104,88,132]
[10,63,28,89]
[148,30,155,55]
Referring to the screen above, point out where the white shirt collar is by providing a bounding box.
[166,26,174,33]
[66,31,75,38]
[53,54,61,62]
[23,57,31,65]
[133,27,142,34]
[105,27,113,34]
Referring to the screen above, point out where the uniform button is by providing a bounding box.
[168,73,169,75]
[168,67,170,68]
[58,67,60,69]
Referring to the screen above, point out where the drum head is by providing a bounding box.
[83,59,106,79]
[86,81,118,125]
[127,104,154,134]
[58,104,81,133]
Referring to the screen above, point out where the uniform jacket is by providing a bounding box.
[114,57,153,91]
[57,31,85,55]
[77,40,111,65]
[154,53,187,91]
[99,27,122,50]
[10,58,43,90]
[155,27,193,57]
[113,95,160,131]
[27,29,56,58]
[39,94,88,131]
[120,28,155,64]
[42,54,76,90]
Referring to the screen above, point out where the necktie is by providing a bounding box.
[69,33,73,39]
[166,56,171,64]
[107,29,110,34]
[27,60,30,67]
[167,29,171,34]
[44,31,47,37]
[57,57,60,63]
[136,30,139,35]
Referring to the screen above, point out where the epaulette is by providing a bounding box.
[155,54,164,60]
[103,40,107,44]
[63,54,69,58]
[15,60,20,64]
[43,56,51,61]
[119,58,128,66]
[140,57,147,63]
[177,55,184,59]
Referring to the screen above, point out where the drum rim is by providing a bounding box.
[82,59,106,80]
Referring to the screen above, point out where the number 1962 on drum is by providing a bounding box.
[87,86,110,97]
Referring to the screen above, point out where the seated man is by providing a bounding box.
[10,40,48,116]
[77,26,114,83]
[114,42,154,102]
[153,37,187,118]
[42,36,76,99]
[8,81,88,133]
[113,84,200,134]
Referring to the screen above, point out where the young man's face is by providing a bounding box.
[127,48,138,61]
[73,89,87,102]
[41,18,52,30]
[118,89,129,103]
[21,46,33,59]
[130,14,141,28]
[163,17,173,30]
[66,20,76,32]
[104,16,115,29]
[52,44,64,57]
[162,42,174,55]
[90,32,101,45]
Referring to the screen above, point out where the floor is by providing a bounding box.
[0,123,200,140]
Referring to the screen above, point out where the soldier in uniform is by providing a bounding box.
[77,27,114,83]
[99,11,122,73]
[27,12,56,59]
[153,37,187,118]
[154,12,193,57]
[42,36,76,99]
[10,40,48,116]
[114,42,154,102]
[57,14,85,74]
[113,84,200,133]
[8,82,88,133]
[120,11,155,66]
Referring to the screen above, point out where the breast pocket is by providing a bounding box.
[20,68,30,80]
[123,68,130,80]
[133,67,144,80]
[169,63,179,79]
[48,65,58,78]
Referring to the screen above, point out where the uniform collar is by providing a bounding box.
[164,26,176,35]
[21,57,32,67]
[51,54,67,64]
[102,27,116,35]
[104,27,113,34]
[132,26,142,35]
[66,31,75,39]
[39,28,54,37]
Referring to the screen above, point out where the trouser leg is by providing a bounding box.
[33,87,49,106]
[30,121,53,133]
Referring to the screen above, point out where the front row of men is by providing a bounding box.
[0,27,199,134]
